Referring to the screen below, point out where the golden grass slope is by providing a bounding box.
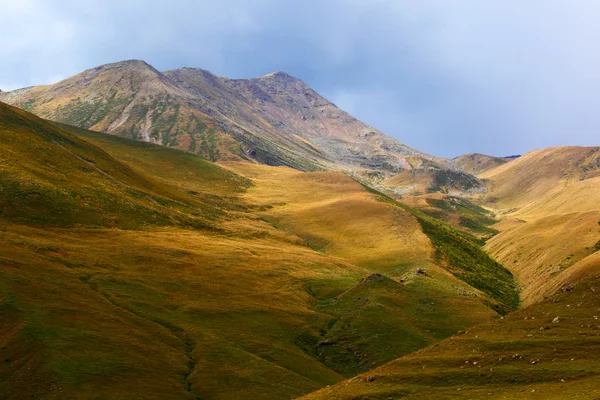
[477,146,600,306]
[479,146,599,211]
[224,162,511,374]
[0,105,503,399]
[224,162,433,272]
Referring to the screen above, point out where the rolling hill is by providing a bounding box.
[449,153,510,175]
[0,102,516,399]
[477,146,600,306]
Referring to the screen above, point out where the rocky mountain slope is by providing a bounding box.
[0,60,437,172]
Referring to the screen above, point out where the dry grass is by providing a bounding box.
[486,211,600,306]
[224,162,432,274]
[0,105,504,399]
[479,146,599,211]
[478,146,600,305]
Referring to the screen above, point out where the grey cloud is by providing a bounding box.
[0,0,598,157]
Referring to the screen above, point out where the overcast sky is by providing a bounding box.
[1,0,599,157]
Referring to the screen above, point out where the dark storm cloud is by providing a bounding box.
[1,0,599,157]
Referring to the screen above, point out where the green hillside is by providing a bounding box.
[302,275,600,400]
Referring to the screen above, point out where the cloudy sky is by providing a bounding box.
[1,0,599,157]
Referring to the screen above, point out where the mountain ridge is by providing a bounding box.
[0,59,440,174]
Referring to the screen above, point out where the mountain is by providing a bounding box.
[0,60,438,172]
[0,102,516,399]
[3,61,598,400]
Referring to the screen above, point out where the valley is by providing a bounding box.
[0,60,599,400]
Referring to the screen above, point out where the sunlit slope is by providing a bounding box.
[478,146,600,306]
[225,162,433,272]
[301,275,600,400]
[485,211,600,306]
[479,146,599,212]
[0,106,505,399]
[224,162,516,374]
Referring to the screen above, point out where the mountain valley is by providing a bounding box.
[0,60,599,400]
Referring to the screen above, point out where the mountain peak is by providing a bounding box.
[260,71,291,78]
[257,71,301,83]
[1,60,436,172]
[90,59,161,74]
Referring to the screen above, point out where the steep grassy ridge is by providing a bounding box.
[0,102,234,229]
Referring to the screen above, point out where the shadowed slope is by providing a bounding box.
[0,101,236,229]
[301,275,600,400]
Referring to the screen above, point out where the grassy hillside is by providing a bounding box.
[479,146,600,211]
[485,211,600,306]
[477,146,600,306]
[301,274,600,400]
[0,103,509,399]
[224,162,502,375]
[0,102,241,229]
[355,185,518,310]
